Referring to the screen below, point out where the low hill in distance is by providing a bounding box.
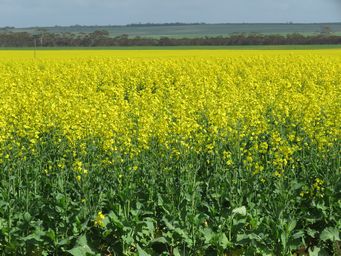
[2,23,341,38]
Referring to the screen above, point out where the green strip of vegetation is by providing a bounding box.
[1,45,341,51]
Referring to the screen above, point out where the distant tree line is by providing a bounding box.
[126,22,207,27]
[0,30,340,47]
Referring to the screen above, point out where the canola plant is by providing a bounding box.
[0,50,340,255]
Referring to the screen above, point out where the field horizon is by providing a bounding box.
[3,22,341,38]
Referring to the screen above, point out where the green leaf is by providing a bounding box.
[136,244,151,256]
[23,212,32,222]
[287,219,296,233]
[292,230,304,239]
[108,211,124,229]
[320,227,340,242]
[306,228,317,238]
[143,219,155,234]
[308,246,329,256]
[45,229,56,242]
[67,235,95,256]
[162,217,175,230]
[202,228,214,244]
[232,206,246,216]
[280,233,287,249]
[174,227,192,246]
[236,233,248,242]
[173,247,181,256]
[122,235,134,245]
[76,235,88,246]
[218,233,231,248]
[151,237,168,244]
[23,232,44,242]
[308,246,320,256]
[67,247,93,256]
[59,238,71,246]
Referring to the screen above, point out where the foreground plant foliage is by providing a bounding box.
[0,52,340,255]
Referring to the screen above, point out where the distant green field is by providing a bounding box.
[1,45,341,51]
[3,23,341,38]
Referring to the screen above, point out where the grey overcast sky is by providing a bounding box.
[0,0,340,27]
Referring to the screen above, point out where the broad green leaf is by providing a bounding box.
[77,235,88,246]
[320,227,340,241]
[232,206,246,216]
[137,244,151,256]
[292,230,304,239]
[23,232,44,242]
[237,233,263,242]
[306,228,317,238]
[59,238,71,246]
[23,212,32,222]
[173,247,181,256]
[67,247,94,256]
[287,219,296,233]
[108,211,124,228]
[144,219,155,233]
[308,246,329,256]
[218,233,231,248]
[122,235,134,245]
[236,233,248,242]
[45,229,56,242]
[151,237,168,244]
[204,229,214,245]
[280,233,287,249]
[162,217,175,230]
[67,235,95,256]
[308,246,320,256]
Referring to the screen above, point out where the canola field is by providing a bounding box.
[0,50,340,255]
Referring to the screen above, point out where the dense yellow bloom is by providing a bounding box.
[0,49,340,177]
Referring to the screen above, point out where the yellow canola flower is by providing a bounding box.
[0,50,339,177]
[94,211,105,227]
